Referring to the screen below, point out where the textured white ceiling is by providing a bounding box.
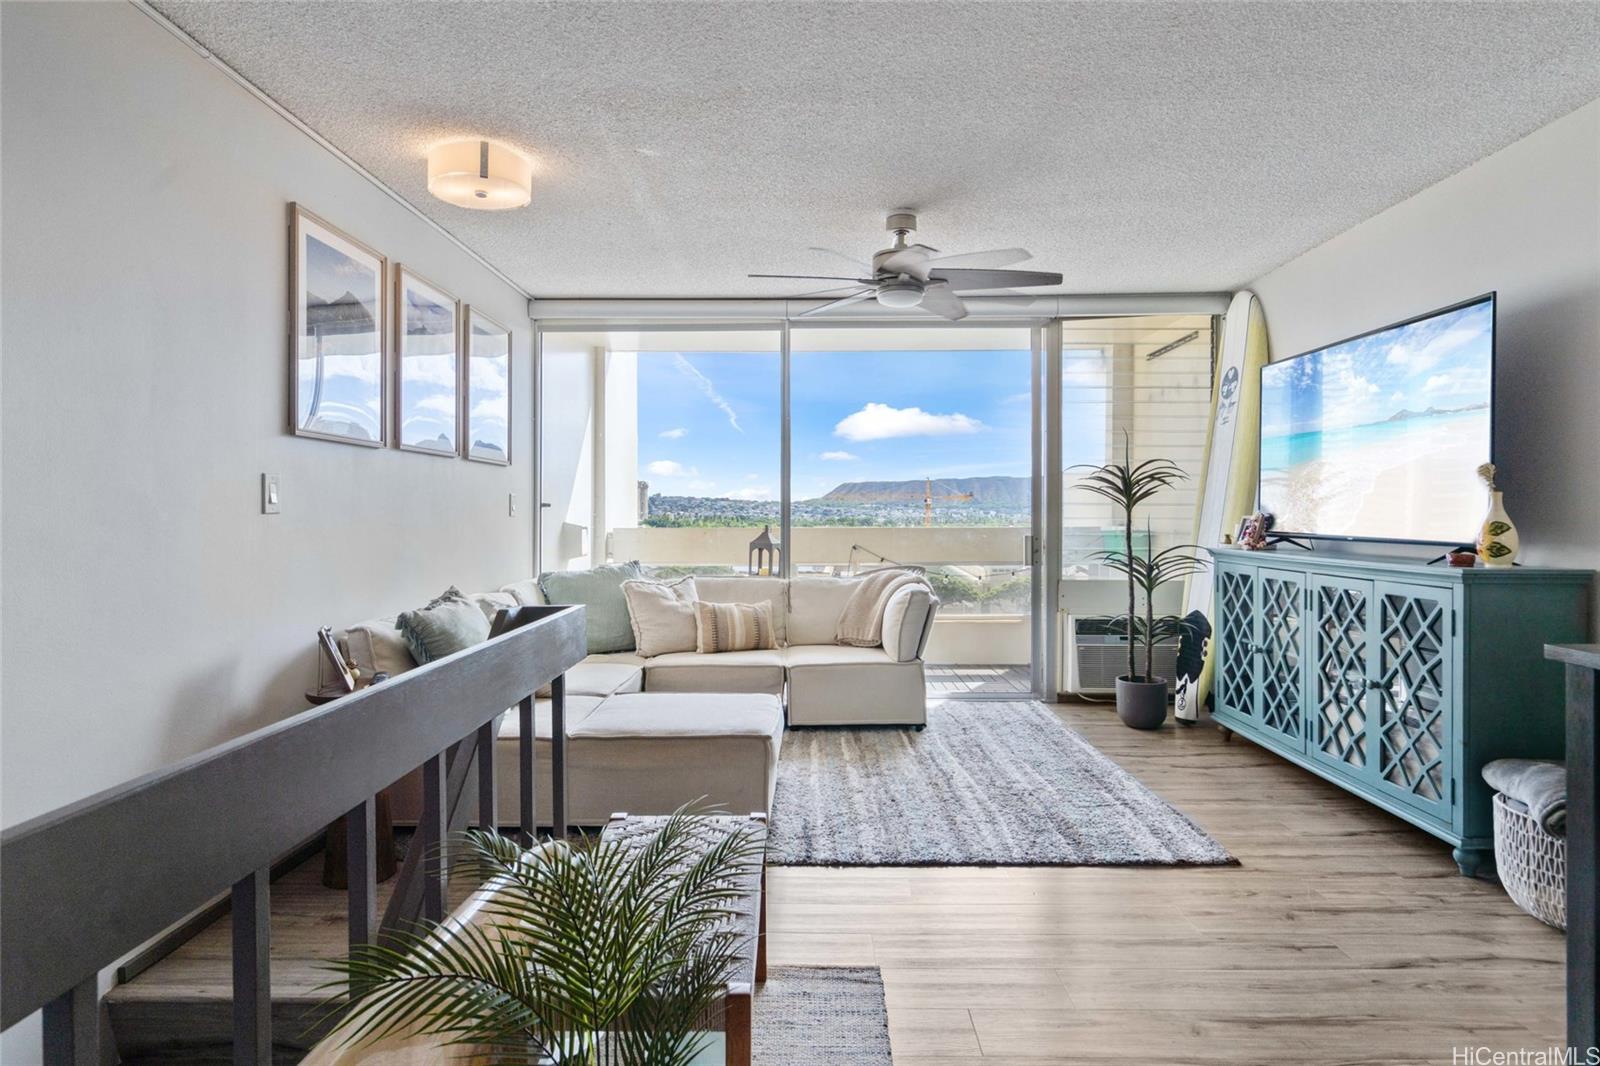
[150,0,1600,298]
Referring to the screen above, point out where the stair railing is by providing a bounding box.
[0,603,586,1066]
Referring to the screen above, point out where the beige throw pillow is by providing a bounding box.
[622,576,699,657]
[694,600,778,653]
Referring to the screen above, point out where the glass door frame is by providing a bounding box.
[535,316,1054,700]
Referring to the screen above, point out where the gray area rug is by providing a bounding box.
[769,701,1234,866]
[755,967,892,1065]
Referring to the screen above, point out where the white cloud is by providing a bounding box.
[1424,374,1452,393]
[834,403,983,442]
[646,459,698,477]
[730,485,775,500]
[415,394,458,416]
[745,473,760,480]
[659,427,688,439]
[672,354,741,432]
[819,450,859,461]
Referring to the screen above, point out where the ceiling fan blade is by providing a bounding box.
[877,243,939,279]
[748,273,870,282]
[918,282,969,321]
[807,246,873,272]
[926,247,1033,270]
[928,267,1063,291]
[789,283,869,298]
[794,288,878,318]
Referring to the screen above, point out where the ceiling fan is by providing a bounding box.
[749,211,1063,321]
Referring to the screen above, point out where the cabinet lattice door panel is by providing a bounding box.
[1215,567,1256,721]
[1372,582,1453,821]
[1255,569,1306,750]
[1309,579,1374,780]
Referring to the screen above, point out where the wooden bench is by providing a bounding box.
[602,811,769,1066]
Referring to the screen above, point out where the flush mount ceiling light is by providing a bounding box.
[426,139,533,210]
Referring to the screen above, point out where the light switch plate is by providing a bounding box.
[261,473,281,515]
[508,493,518,517]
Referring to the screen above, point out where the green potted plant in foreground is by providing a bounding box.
[1072,438,1209,729]
[316,808,762,1065]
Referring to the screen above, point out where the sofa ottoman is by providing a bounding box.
[567,692,784,824]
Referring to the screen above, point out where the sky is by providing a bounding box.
[1261,299,1493,438]
[633,348,1041,501]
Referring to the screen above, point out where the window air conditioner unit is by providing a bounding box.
[1062,615,1178,697]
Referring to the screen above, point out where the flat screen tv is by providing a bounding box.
[1258,293,1494,545]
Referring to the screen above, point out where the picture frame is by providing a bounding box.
[316,626,358,693]
[394,265,461,456]
[462,306,512,465]
[288,204,387,447]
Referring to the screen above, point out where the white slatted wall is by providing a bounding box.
[1062,315,1215,568]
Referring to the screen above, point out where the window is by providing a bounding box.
[1060,315,1215,577]
[790,326,1035,616]
[539,330,780,575]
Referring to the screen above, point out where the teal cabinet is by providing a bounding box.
[1212,550,1591,876]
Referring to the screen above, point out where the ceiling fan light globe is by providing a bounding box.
[876,280,925,309]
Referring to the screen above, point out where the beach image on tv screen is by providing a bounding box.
[1259,299,1492,542]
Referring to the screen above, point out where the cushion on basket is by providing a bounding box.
[1483,758,1566,836]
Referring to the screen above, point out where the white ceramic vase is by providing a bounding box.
[1476,490,1519,567]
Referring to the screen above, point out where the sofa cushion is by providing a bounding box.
[570,692,783,739]
[467,590,519,624]
[499,578,545,606]
[340,617,417,680]
[692,576,789,646]
[786,575,857,645]
[881,584,935,662]
[538,562,643,653]
[397,588,491,664]
[643,649,785,695]
[783,644,900,668]
[496,696,607,740]
[694,600,778,653]
[621,576,699,657]
[565,653,646,698]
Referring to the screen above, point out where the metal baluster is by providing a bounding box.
[41,975,97,1066]
[346,798,376,952]
[551,674,567,839]
[518,695,535,847]
[477,720,498,835]
[421,752,447,923]
[231,866,271,1065]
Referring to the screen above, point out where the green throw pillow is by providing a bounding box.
[396,587,491,665]
[538,562,644,653]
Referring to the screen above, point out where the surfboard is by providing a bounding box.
[1175,291,1268,722]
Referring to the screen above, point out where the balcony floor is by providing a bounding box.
[925,663,1031,697]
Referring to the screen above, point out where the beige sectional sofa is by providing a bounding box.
[334,571,936,828]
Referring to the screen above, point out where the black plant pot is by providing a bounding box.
[1115,676,1169,730]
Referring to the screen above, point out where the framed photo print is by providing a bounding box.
[394,266,460,456]
[463,307,512,464]
[289,204,386,446]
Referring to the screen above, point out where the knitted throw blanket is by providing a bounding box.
[835,569,926,648]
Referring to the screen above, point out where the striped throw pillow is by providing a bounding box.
[694,600,778,653]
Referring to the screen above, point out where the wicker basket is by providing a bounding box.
[1491,791,1566,930]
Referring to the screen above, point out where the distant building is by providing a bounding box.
[637,480,650,520]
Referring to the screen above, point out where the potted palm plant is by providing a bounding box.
[317,808,763,1065]
[1073,438,1209,729]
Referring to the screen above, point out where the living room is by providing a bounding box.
[2,3,1598,1065]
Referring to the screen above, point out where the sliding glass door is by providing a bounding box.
[537,313,1219,703]
[789,325,1040,698]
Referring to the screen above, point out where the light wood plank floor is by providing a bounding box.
[766,701,1566,1065]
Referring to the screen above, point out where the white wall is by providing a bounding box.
[1,2,537,827]
[1251,99,1600,591]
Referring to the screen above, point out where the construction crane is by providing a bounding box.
[923,476,974,527]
